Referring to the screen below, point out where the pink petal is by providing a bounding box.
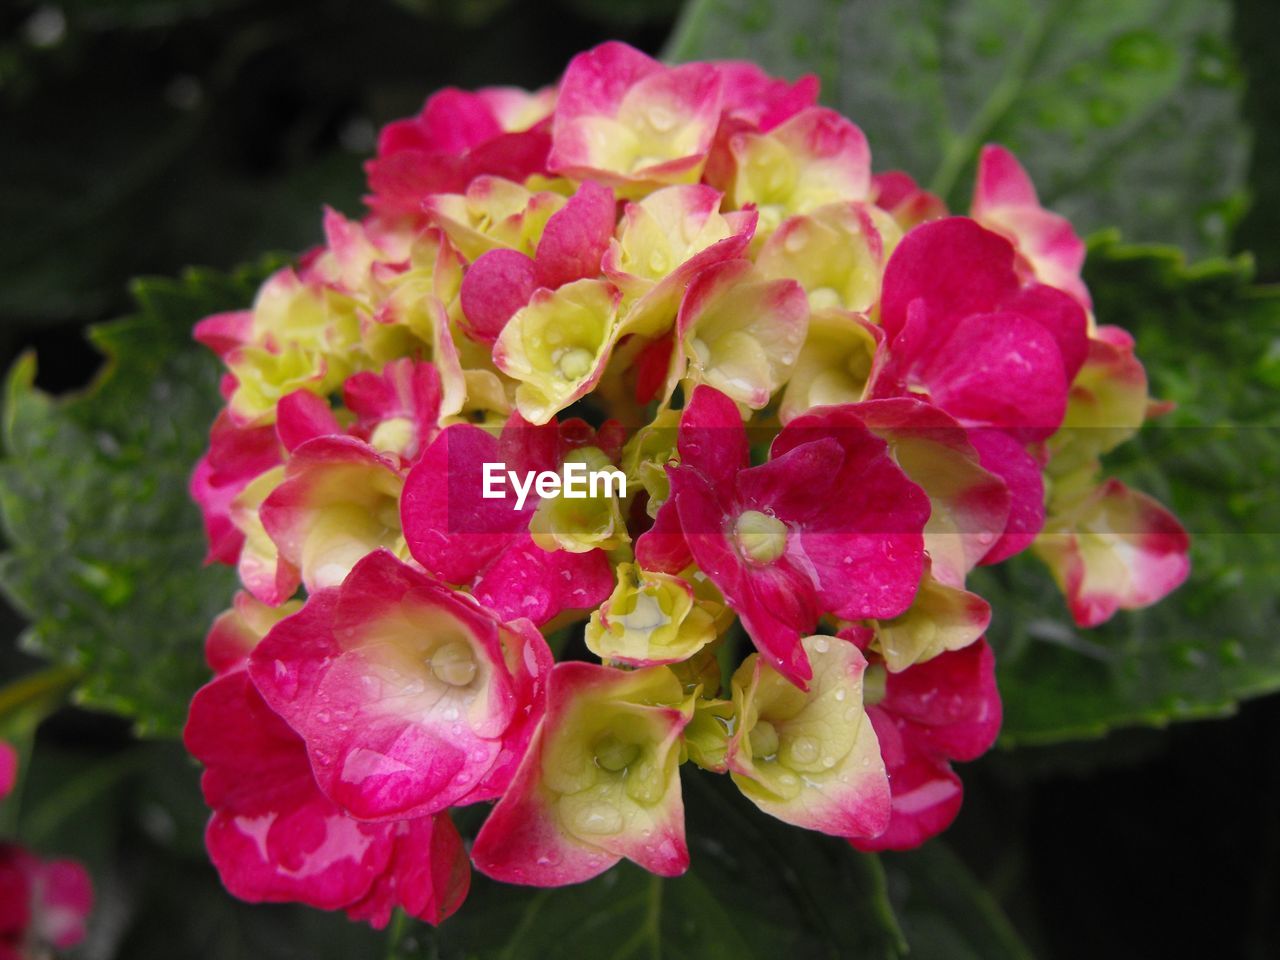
[343,814,471,928]
[0,743,15,802]
[184,671,393,910]
[534,180,616,290]
[880,639,1002,761]
[401,423,534,585]
[194,310,252,358]
[971,429,1046,564]
[459,248,538,343]
[712,60,819,130]
[471,536,614,627]
[30,858,93,950]
[916,311,1069,441]
[1039,479,1190,627]
[249,552,549,822]
[276,390,342,452]
[879,217,1020,345]
[849,712,964,853]
[677,383,750,485]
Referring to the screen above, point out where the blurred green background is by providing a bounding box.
[0,0,1277,957]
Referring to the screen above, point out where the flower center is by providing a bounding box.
[734,510,788,564]
[555,347,593,380]
[429,640,477,687]
[594,734,641,773]
[748,720,780,760]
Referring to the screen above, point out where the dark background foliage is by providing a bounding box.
[0,0,1276,957]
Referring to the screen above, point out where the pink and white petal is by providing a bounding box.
[185,671,392,910]
[972,145,1091,310]
[817,399,1011,585]
[872,171,948,230]
[713,60,819,129]
[30,858,93,950]
[194,310,252,358]
[849,710,963,853]
[971,143,1040,213]
[260,436,404,593]
[1036,479,1190,627]
[344,814,471,928]
[343,359,444,463]
[249,554,521,821]
[205,590,303,675]
[728,638,890,838]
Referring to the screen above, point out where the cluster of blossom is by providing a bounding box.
[186,41,1189,923]
[0,743,93,959]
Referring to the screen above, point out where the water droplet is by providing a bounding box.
[789,735,819,764]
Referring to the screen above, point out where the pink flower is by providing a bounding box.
[190,410,282,566]
[205,590,303,676]
[843,633,1001,851]
[971,145,1091,311]
[637,385,930,688]
[782,399,1010,589]
[367,86,554,223]
[725,635,891,839]
[471,662,693,887]
[400,414,615,625]
[709,106,872,234]
[1034,478,1190,627]
[0,845,92,958]
[872,217,1088,442]
[549,42,723,192]
[458,180,616,341]
[248,551,552,821]
[869,217,1089,562]
[258,435,405,594]
[0,715,90,956]
[184,670,469,927]
[710,60,819,131]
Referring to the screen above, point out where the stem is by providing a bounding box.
[384,908,409,960]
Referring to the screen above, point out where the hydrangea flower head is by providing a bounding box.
[186,40,1190,922]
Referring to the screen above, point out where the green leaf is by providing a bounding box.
[668,0,1248,256]
[0,261,280,735]
[976,234,1280,744]
[417,772,906,960]
[882,843,1033,960]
